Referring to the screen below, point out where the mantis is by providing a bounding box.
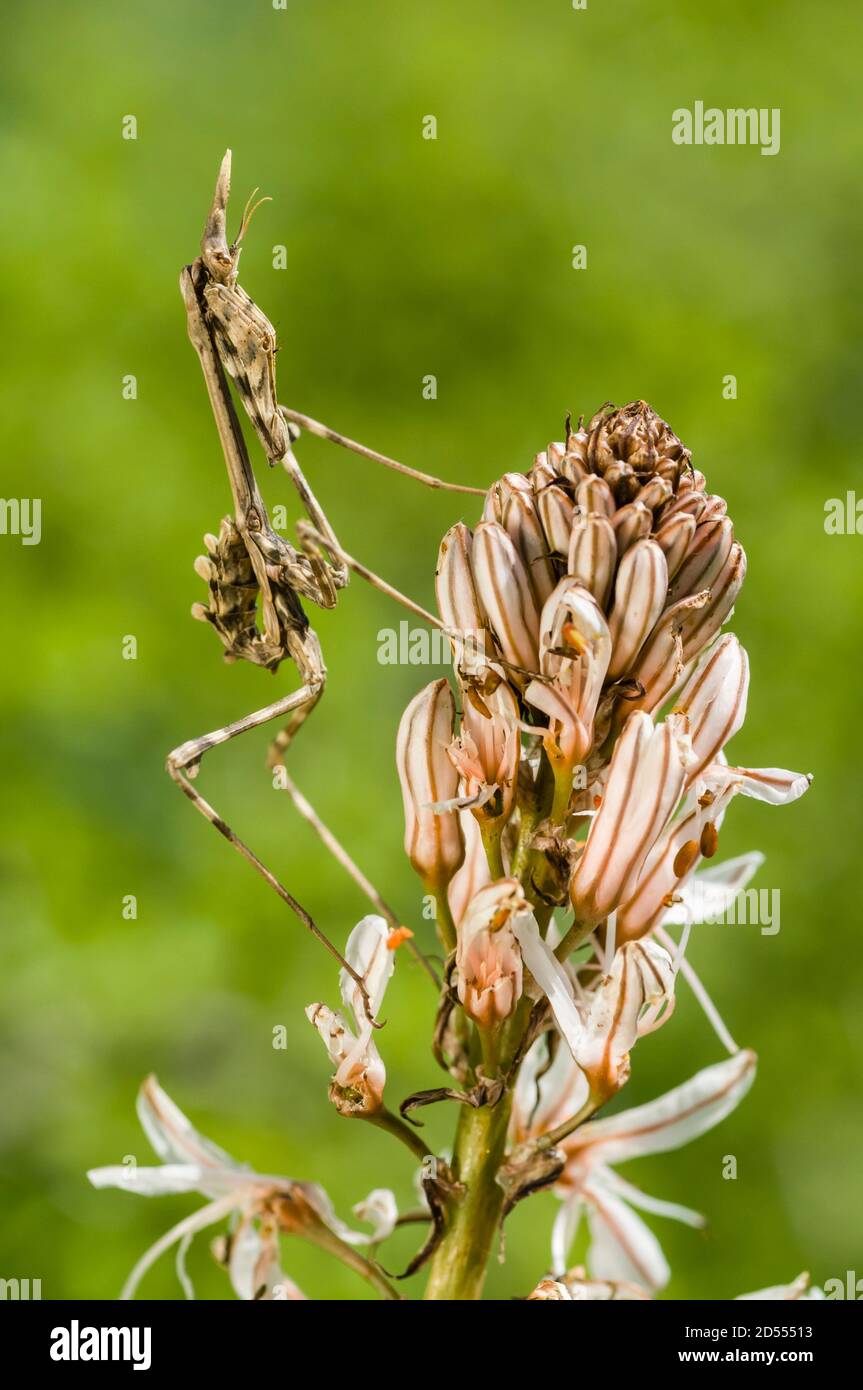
[167,151,482,1007]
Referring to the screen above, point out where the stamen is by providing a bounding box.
[387,926,415,951]
[673,839,700,878]
[655,926,738,1055]
[700,822,719,858]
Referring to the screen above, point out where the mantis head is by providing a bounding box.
[200,148,271,284]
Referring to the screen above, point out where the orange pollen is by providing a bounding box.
[562,622,589,654]
[386,926,415,951]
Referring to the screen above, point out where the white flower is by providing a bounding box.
[514,1047,756,1292]
[306,914,395,1115]
[456,879,526,1027]
[525,578,612,775]
[513,914,675,1098]
[88,1075,394,1299]
[617,758,811,941]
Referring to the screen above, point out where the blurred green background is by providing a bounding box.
[1,0,861,1300]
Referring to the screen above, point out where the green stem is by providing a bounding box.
[423,1091,514,1300]
[303,1219,403,1300]
[510,810,539,881]
[368,1105,431,1163]
[555,916,592,962]
[434,891,457,953]
[550,767,573,825]
[529,1093,601,1152]
[480,822,506,880]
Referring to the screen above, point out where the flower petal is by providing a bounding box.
[726,766,813,805]
[350,1188,399,1244]
[663,851,765,926]
[585,1182,671,1291]
[136,1075,240,1171]
[88,1163,213,1197]
[567,1050,757,1165]
[675,634,749,784]
[598,1167,706,1229]
[511,912,586,1057]
[551,1194,584,1276]
[340,915,394,1021]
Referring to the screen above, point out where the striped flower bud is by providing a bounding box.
[674,633,749,785]
[654,510,697,581]
[568,514,618,608]
[396,679,465,890]
[570,711,694,924]
[680,541,746,664]
[576,475,616,519]
[606,539,668,681]
[624,589,711,719]
[456,879,525,1027]
[666,515,734,606]
[611,500,653,556]
[481,472,534,524]
[537,483,576,557]
[435,522,489,675]
[500,490,557,608]
[471,521,541,679]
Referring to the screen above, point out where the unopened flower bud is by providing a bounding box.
[570,712,693,923]
[606,539,668,681]
[396,679,465,889]
[500,490,556,608]
[471,521,541,679]
[537,484,575,556]
[680,542,747,664]
[576,475,615,519]
[567,514,618,608]
[435,523,489,675]
[667,515,734,606]
[654,510,697,580]
[611,500,652,556]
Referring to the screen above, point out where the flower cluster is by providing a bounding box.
[393,400,812,1290]
[91,401,813,1300]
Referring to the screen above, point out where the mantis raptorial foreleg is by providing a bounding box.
[170,151,479,1007]
[173,250,379,1008]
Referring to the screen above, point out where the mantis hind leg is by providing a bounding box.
[165,672,377,1021]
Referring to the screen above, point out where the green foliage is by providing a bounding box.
[0,0,861,1299]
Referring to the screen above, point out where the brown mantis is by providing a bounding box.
[167,150,482,1007]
